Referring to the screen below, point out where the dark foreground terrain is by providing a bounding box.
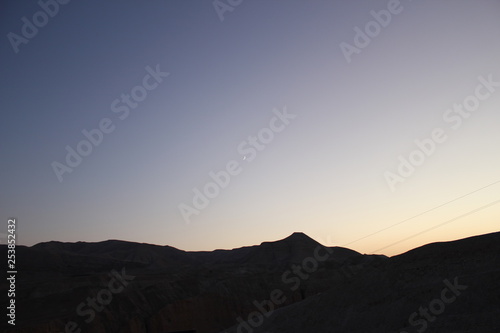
[1,231,499,332]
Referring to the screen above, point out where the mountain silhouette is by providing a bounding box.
[2,231,499,332]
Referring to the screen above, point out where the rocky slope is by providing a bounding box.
[1,232,381,332]
[1,231,499,332]
[221,231,500,333]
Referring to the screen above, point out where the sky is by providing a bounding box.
[1,0,499,256]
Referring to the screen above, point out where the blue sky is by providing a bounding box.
[1,0,499,255]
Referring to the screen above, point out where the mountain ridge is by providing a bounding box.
[3,231,499,332]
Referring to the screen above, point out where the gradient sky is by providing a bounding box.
[1,0,499,256]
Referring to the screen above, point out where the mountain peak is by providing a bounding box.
[279,232,319,245]
[286,232,313,240]
[259,232,319,248]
